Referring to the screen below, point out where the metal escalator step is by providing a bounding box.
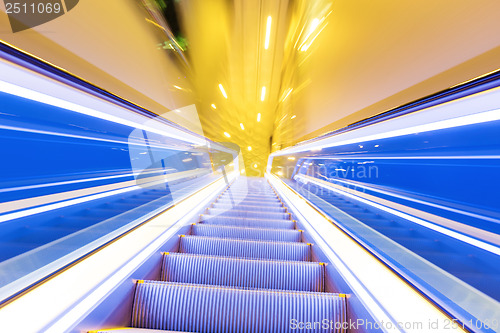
[216,198,283,206]
[218,196,281,203]
[90,329,182,333]
[200,215,295,229]
[132,281,346,333]
[179,235,311,261]
[206,208,291,220]
[192,224,302,242]
[224,187,276,196]
[161,253,324,291]
[212,203,287,213]
[223,190,277,196]
[219,194,281,204]
[225,191,276,196]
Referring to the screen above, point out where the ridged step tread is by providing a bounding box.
[211,203,287,213]
[217,197,282,205]
[192,224,302,242]
[132,281,346,333]
[200,215,296,229]
[179,235,311,261]
[216,198,284,207]
[223,191,277,197]
[206,208,291,220]
[161,253,325,291]
[90,329,183,333]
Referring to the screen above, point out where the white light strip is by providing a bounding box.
[261,86,266,101]
[0,169,206,223]
[278,108,500,155]
[268,173,467,333]
[0,124,189,152]
[0,174,234,332]
[272,86,500,156]
[0,80,206,146]
[314,176,500,225]
[0,185,139,224]
[264,16,272,50]
[297,175,500,256]
[0,168,166,194]
[308,155,500,160]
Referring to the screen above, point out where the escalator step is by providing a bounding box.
[222,193,278,199]
[216,198,283,207]
[212,203,287,213]
[200,215,295,229]
[161,253,325,291]
[132,281,346,333]
[192,224,302,242]
[206,208,291,220]
[217,195,281,205]
[91,328,184,333]
[179,235,311,261]
[218,193,280,200]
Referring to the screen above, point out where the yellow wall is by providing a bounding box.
[0,0,194,116]
[273,0,500,148]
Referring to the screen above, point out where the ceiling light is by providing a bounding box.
[240,123,245,130]
[288,157,296,161]
[257,113,261,122]
[291,115,296,119]
[253,163,258,168]
[261,86,266,101]
[310,18,320,33]
[173,85,182,90]
[211,104,217,109]
[219,84,228,99]
[282,88,293,101]
[299,18,323,52]
[224,132,231,138]
[265,16,272,50]
[248,146,252,151]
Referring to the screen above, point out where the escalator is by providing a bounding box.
[294,181,500,301]
[93,177,347,333]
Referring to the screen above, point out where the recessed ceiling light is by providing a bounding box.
[219,84,228,99]
[265,16,272,50]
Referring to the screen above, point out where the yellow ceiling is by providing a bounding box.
[5,0,496,176]
[177,0,296,176]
